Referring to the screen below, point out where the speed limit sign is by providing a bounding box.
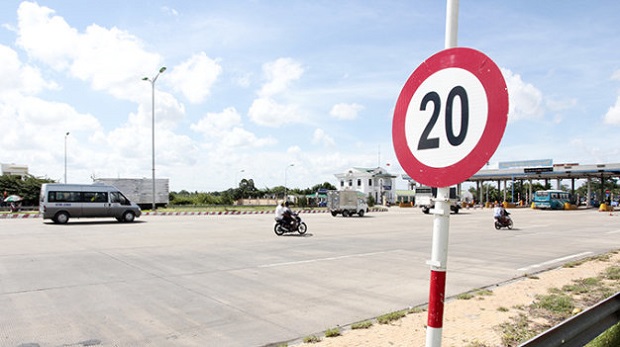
[392,47,508,187]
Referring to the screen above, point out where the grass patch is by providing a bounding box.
[303,335,321,343]
[351,320,373,330]
[605,266,620,280]
[498,313,539,347]
[377,310,407,324]
[534,293,574,315]
[497,306,510,312]
[586,321,620,346]
[407,306,426,314]
[457,292,475,300]
[324,327,340,338]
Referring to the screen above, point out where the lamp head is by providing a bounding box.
[159,67,167,73]
[142,77,149,81]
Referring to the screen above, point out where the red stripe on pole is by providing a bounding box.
[427,270,447,328]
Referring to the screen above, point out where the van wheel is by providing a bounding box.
[342,210,350,217]
[122,211,136,223]
[54,211,70,224]
[358,210,365,217]
[331,211,338,217]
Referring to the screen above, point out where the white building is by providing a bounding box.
[334,167,397,205]
[1,163,29,178]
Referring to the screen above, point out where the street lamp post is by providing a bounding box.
[142,66,166,211]
[284,164,294,201]
[64,132,70,183]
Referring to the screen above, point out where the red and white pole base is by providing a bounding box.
[425,187,451,346]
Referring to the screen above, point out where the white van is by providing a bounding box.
[39,183,142,224]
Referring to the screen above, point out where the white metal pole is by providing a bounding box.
[151,79,156,211]
[64,132,69,184]
[426,1,459,346]
[425,187,451,346]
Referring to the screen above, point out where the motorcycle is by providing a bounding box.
[274,212,307,236]
[494,212,513,230]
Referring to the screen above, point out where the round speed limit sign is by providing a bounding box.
[393,47,508,187]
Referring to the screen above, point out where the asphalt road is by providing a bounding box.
[1,207,618,346]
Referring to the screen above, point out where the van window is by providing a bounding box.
[84,192,108,203]
[110,192,130,205]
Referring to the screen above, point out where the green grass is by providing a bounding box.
[586,321,620,346]
[303,335,321,343]
[534,293,574,315]
[351,320,373,330]
[377,310,407,324]
[325,327,341,338]
[498,313,539,347]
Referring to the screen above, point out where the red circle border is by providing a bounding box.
[392,47,508,187]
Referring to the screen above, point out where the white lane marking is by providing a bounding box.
[606,229,620,235]
[517,251,593,272]
[258,250,404,268]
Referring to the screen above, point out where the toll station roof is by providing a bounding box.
[467,163,620,182]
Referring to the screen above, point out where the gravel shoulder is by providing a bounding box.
[290,251,620,347]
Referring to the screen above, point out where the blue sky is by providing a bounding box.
[1,1,619,192]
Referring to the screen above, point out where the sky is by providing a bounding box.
[1,1,620,192]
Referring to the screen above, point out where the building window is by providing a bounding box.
[368,179,372,186]
[348,179,353,187]
[340,180,344,187]
[357,179,361,186]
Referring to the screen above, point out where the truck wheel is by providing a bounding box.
[342,210,350,217]
[422,207,430,214]
[331,211,338,217]
[358,210,365,217]
[452,206,460,214]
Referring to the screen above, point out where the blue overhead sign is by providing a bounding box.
[499,159,553,169]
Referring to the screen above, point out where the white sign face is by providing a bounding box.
[392,47,509,188]
[404,67,488,168]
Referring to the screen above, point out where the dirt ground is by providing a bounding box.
[291,251,620,347]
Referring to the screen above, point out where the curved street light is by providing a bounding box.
[142,66,166,211]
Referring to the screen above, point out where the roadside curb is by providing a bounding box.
[0,213,40,219]
[0,208,388,219]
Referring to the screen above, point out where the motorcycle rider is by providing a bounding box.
[493,202,508,225]
[275,200,286,225]
[275,200,294,230]
[282,201,294,229]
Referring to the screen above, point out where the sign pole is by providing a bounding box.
[426,1,458,346]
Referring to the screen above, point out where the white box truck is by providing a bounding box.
[415,185,460,214]
[94,178,169,209]
[327,190,369,217]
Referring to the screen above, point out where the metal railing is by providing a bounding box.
[520,292,620,347]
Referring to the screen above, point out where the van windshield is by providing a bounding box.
[110,192,130,205]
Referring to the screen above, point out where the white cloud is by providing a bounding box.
[312,128,335,147]
[612,69,620,81]
[15,1,160,102]
[501,68,544,122]
[191,107,242,136]
[248,58,306,127]
[603,95,620,125]
[167,52,222,104]
[258,58,304,97]
[248,97,301,127]
[191,107,276,148]
[0,44,56,96]
[330,102,364,120]
[15,1,78,70]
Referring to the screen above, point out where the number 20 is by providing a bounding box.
[417,86,469,150]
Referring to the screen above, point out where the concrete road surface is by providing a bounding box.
[0,207,618,346]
